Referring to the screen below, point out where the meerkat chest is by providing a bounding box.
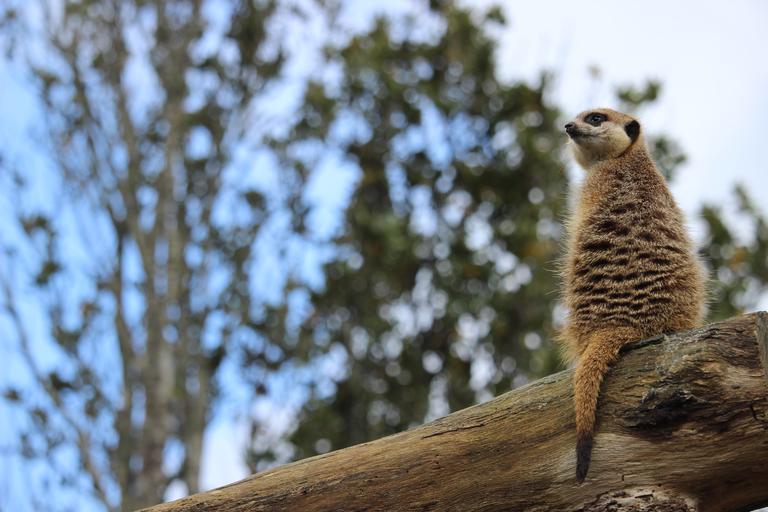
[565,180,695,331]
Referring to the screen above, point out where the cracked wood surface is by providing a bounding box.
[142,313,768,512]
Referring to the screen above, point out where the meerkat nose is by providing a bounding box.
[564,122,576,135]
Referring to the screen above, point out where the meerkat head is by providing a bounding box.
[564,108,642,169]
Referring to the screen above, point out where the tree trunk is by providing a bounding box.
[142,312,768,512]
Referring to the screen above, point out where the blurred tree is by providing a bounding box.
[0,0,319,510]
[701,186,768,320]
[261,2,768,466]
[263,2,568,462]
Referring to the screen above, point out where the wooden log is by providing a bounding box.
[142,313,768,512]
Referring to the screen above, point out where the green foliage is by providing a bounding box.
[263,5,568,462]
[701,185,768,320]
[257,4,768,467]
[616,81,661,109]
[0,0,308,509]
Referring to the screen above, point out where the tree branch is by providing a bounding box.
[0,272,116,511]
[141,312,768,512]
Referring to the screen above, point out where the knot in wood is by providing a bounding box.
[617,386,710,433]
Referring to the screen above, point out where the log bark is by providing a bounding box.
[142,313,768,512]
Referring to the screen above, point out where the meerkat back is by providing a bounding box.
[559,108,706,482]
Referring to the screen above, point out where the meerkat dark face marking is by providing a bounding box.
[565,108,642,169]
[624,120,640,143]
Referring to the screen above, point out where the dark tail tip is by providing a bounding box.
[576,433,593,483]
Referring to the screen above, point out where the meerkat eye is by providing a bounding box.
[585,113,607,126]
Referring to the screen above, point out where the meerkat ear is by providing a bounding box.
[625,120,640,143]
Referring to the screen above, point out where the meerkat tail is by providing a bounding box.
[573,330,636,483]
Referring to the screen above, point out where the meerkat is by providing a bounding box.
[560,108,706,482]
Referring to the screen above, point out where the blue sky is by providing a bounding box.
[1,0,767,509]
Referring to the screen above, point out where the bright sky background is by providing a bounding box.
[494,0,768,226]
